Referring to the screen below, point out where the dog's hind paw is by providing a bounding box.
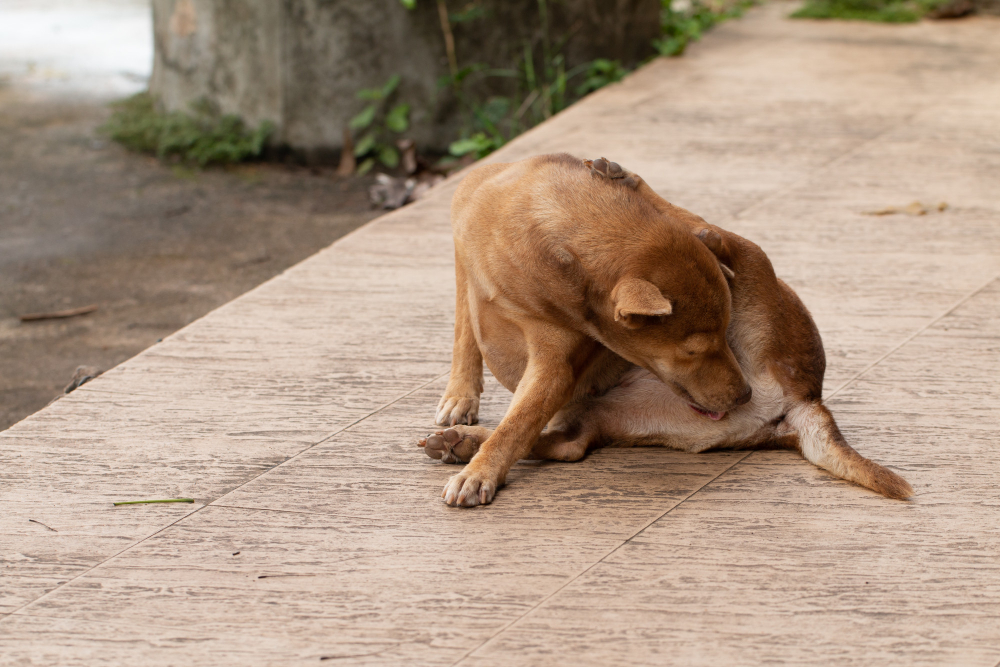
[584,157,640,189]
[418,426,488,464]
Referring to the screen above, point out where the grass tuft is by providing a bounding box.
[791,0,945,22]
[102,93,274,166]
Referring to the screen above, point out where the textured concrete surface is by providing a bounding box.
[3,4,1000,665]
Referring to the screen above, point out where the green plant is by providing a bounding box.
[576,59,630,96]
[350,75,411,174]
[102,92,273,166]
[655,0,756,57]
[790,0,943,22]
[449,132,504,160]
[440,1,634,161]
[400,0,754,164]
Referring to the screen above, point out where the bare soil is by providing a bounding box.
[0,88,381,431]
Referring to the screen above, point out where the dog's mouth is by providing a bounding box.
[668,381,727,421]
[688,403,726,421]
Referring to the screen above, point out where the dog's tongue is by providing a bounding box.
[690,404,725,420]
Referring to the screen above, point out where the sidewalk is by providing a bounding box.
[3,3,1000,664]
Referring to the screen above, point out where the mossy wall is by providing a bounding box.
[149,0,660,158]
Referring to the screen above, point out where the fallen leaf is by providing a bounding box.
[863,200,945,217]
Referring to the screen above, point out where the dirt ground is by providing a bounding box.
[0,88,381,431]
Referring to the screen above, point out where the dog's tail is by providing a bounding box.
[786,401,912,500]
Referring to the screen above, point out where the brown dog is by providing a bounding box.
[420,154,911,506]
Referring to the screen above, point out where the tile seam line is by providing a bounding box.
[731,107,924,221]
[826,272,1000,400]
[0,370,450,623]
[450,451,753,666]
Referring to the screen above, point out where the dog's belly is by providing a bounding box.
[594,367,786,452]
[471,299,529,393]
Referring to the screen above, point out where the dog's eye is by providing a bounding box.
[682,334,711,356]
[635,314,668,327]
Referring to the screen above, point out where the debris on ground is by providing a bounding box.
[28,519,58,532]
[337,127,356,176]
[113,498,195,506]
[369,172,446,210]
[19,304,98,322]
[928,0,975,17]
[46,366,104,407]
[63,366,103,395]
[864,201,948,216]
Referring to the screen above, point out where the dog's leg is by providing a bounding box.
[441,333,579,506]
[418,417,594,465]
[786,401,912,499]
[436,259,484,426]
[527,428,595,462]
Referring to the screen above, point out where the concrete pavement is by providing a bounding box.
[2,3,1000,664]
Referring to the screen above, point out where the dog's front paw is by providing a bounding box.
[418,426,486,464]
[435,395,479,426]
[442,465,498,507]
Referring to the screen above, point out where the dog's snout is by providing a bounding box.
[735,385,753,406]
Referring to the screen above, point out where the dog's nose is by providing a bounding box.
[735,385,753,406]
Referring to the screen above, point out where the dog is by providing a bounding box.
[419,154,912,507]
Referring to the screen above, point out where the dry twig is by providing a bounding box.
[20,304,98,322]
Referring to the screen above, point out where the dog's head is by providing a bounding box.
[606,227,750,418]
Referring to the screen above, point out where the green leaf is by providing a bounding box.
[449,132,501,159]
[349,105,376,130]
[381,74,401,99]
[356,88,383,102]
[356,157,376,175]
[449,137,482,157]
[385,103,410,133]
[449,5,486,22]
[399,0,416,8]
[453,63,487,84]
[480,97,510,125]
[113,498,194,505]
[353,132,376,157]
[378,145,400,168]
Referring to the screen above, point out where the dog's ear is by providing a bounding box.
[612,278,672,328]
[696,228,735,280]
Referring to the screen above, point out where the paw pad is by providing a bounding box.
[419,428,481,464]
[584,157,640,189]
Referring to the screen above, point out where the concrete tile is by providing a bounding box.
[467,282,1000,667]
